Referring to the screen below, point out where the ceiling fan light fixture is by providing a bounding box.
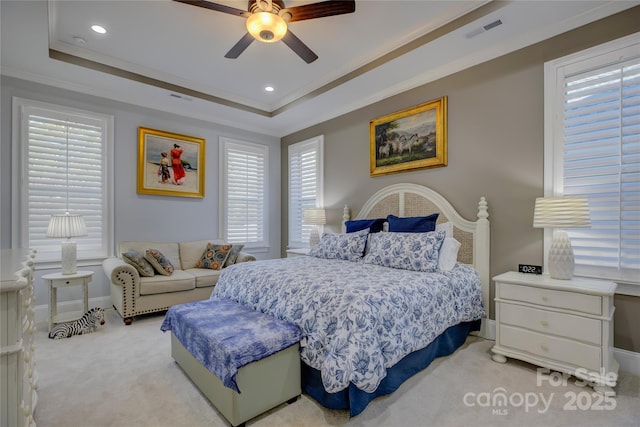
[246,12,287,43]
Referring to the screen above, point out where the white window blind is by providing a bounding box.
[545,33,640,287]
[220,138,268,247]
[288,136,324,248]
[14,98,113,262]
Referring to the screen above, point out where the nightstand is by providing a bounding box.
[286,248,309,258]
[43,270,94,332]
[491,271,618,394]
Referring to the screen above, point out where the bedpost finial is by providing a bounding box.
[477,197,489,220]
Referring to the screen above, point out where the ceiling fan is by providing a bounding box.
[174,0,356,63]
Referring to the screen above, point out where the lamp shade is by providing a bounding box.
[46,214,88,239]
[246,12,287,42]
[533,196,590,280]
[303,208,326,225]
[533,196,591,229]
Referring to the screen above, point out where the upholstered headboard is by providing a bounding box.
[342,183,490,325]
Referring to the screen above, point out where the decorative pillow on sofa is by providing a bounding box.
[387,213,439,233]
[195,243,232,270]
[122,249,155,277]
[363,230,445,272]
[308,228,369,262]
[345,218,385,233]
[223,244,245,268]
[144,249,175,275]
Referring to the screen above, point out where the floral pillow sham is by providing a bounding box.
[363,230,446,272]
[308,228,369,262]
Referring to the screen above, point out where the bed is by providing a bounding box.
[206,183,491,416]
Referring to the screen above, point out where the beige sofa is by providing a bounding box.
[102,239,255,324]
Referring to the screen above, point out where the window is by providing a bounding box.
[219,137,268,249]
[544,33,639,289]
[288,135,324,248]
[13,97,114,264]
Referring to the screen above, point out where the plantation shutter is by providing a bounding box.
[560,51,640,282]
[21,102,110,261]
[222,140,268,246]
[288,136,323,248]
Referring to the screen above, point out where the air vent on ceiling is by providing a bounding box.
[483,19,503,31]
[465,19,503,39]
[169,93,193,101]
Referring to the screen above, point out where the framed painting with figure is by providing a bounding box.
[370,96,447,176]
[137,127,205,198]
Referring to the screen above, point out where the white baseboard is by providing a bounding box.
[35,296,112,325]
[476,319,639,376]
[614,347,640,376]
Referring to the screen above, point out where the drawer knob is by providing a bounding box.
[541,296,549,302]
[540,344,549,352]
[540,320,549,327]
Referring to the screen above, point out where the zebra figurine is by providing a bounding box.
[48,307,106,340]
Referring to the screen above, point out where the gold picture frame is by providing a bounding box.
[370,96,447,176]
[137,127,205,198]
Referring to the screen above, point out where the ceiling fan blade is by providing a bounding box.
[173,0,250,18]
[280,0,355,22]
[282,30,318,64]
[224,33,255,59]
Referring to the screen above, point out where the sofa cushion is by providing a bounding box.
[144,249,175,275]
[195,243,233,270]
[179,239,225,270]
[122,249,155,277]
[223,244,245,268]
[119,241,182,270]
[184,268,221,288]
[139,270,195,296]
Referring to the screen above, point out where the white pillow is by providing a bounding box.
[437,237,461,271]
[436,221,454,238]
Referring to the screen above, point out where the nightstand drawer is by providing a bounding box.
[499,283,601,315]
[499,325,601,371]
[51,277,85,288]
[499,303,601,345]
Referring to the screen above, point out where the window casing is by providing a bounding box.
[288,135,324,248]
[12,97,114,264]
[544,33,639,291]
[219,137,269,250]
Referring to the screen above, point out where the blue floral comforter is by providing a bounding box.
[212,256,485,394]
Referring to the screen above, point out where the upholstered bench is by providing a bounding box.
[160,299,303,427]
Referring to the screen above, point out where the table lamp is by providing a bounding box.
[533,196,590,280]
[47,213,88,275]
[303,208,326,248]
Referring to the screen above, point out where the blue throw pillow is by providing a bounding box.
[345,218,385,233]
[387,213,439,233]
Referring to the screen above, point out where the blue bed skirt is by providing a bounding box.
[302,319,481,417]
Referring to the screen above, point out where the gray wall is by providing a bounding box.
[1,76,281,307]
[281,8,640,352]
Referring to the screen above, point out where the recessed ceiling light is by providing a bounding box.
[265,86,274,92]
[91,25,107,34]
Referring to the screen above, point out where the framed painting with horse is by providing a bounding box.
[370,96,447,176]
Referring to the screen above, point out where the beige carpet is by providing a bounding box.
[34,308,640,427]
